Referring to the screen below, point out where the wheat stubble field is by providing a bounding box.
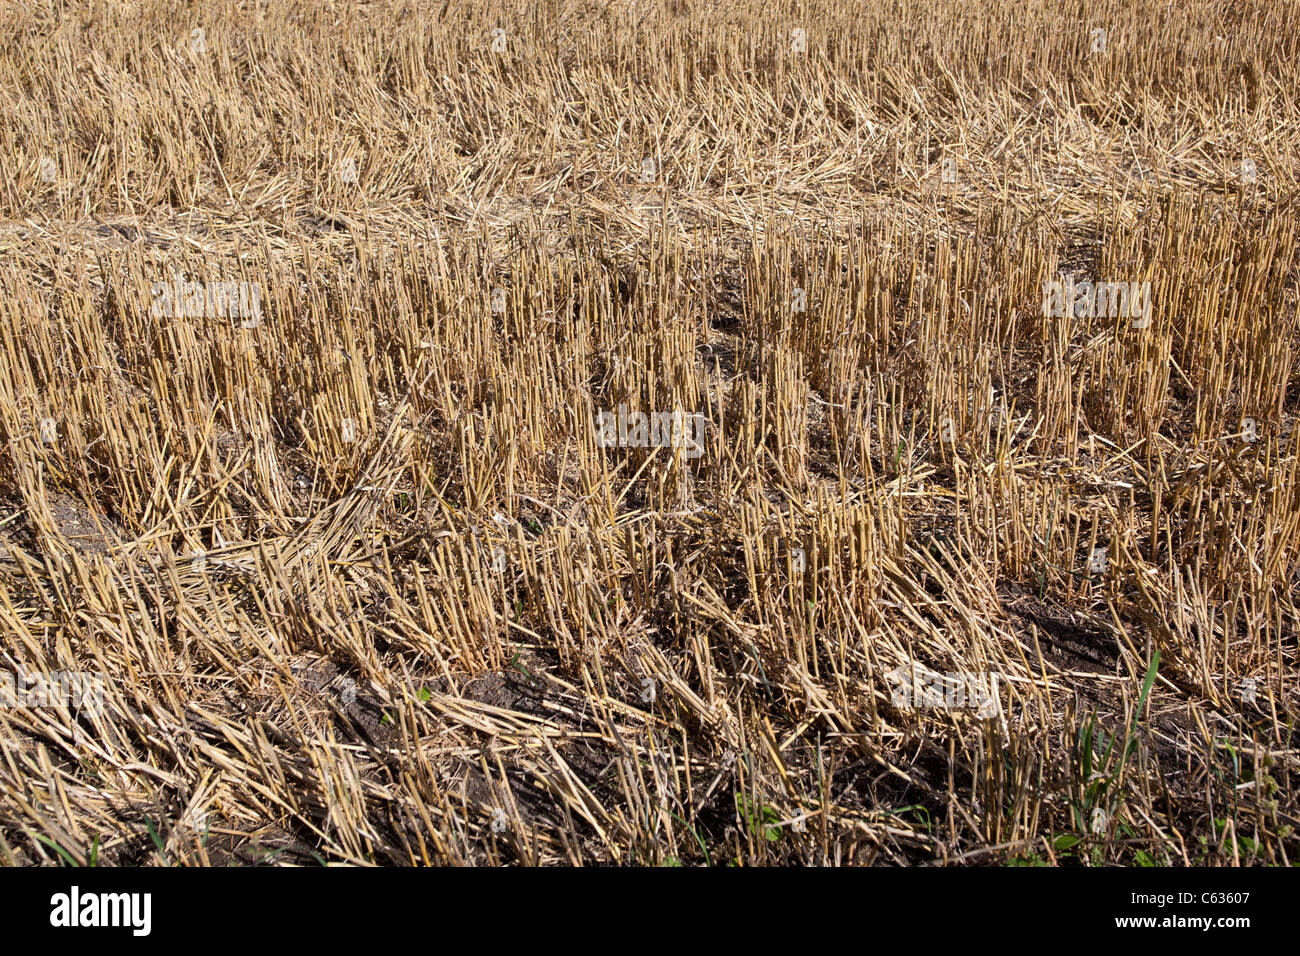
[0,0,1296,867]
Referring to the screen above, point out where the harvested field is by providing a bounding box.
[0,0,1297,867]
